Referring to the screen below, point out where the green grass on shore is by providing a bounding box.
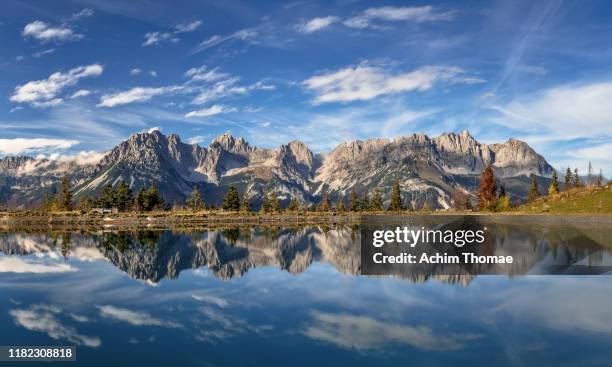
[518,186,612,214]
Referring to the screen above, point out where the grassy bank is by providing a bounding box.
[517,186,612,214]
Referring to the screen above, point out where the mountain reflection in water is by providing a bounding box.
[0,218,611,367]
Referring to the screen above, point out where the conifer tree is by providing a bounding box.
[528,174,540,202]
[134,188,146,212]
[588,161,593,186]
[388,180,403,211]
[186,186,204,212]
[370,190,383,211]
[269,192,281,212]
[145,185,164,211]
[100,184,115,209]
[596,169,603,187]
[564,167,573,189]
[287,197,300,212]
[360,192,370,211]
[573,168,582,187]
[498,184,506,198]
[336,196,345,212]
[478,165,497,209]
[349,188,359,212]
[59,176,73,211]
[114,180,133,211]
[240,193,251,212]
[548,170,559,196]
[222,186,241,211]
[318,191,330,212]
[260,195,271,213]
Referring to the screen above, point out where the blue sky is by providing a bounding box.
[1,0,611,174]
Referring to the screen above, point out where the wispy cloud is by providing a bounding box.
[97,305,181,328]
[303,63,483,104]
[10,64,103,107]
[303,311,477,351]
[186,104,236,118]
[190,28,258,54]
[175,20,202,33]
[343,6,454,29]
[69,8,94,22]
[297,16,339,34]
[97,86,181,107]
[143,32,179,46]
[0,138,79,155]
[70,89,91,99]
[10,305,101,347]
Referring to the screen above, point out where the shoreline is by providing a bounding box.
[1,211,611,230]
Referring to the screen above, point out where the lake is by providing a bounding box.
[1,216,611,366]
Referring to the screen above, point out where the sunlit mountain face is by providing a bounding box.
[1,218,611,366]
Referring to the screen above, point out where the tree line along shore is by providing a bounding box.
[1,164,610,217]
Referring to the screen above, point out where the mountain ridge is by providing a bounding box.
[0,130,553,209]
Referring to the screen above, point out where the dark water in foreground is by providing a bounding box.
[1,217,611,366]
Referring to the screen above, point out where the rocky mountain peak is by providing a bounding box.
[211,133,250,154]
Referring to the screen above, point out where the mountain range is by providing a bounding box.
[0,130,554,210]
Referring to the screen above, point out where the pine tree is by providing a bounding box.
[336,196,345,212]
[260,195,271,213]
[370,190,383,211]
[498,184,506,198]
[548,170,559,196]
[186,187,204,212]
[100,184,116,209]
[269,192,281,212]
[287,197,300,212]
[318,191,330,212]
[349,188,359,212]
[145,185,164,211]
[114,180,133,211]
[388,180,403,211]
[564,167,573,190]
[573,168,582,187]
[596,169,603,187]
[59,176,73,211]
[360,192,370,211]
[41,191,50,212]
[478,165,497,209]
[528,174,540,202]
[134,188,146,212]
[240,193,251,212]
[222,186,241,211]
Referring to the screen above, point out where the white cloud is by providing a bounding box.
[0,257,75,273]
[70,89,91,99]
[70,8,94,21]
[303,311,476,351]
[303,64,483,104]
[149,70,157,77]
[190,28,258,54]
[186,135,209,145]
[297,16,338,33]
[491,82,612,138]
[143,32,179,46]
[22,21,82,42]
[98,86,179,107]
[344,6,453,29]
[0,138,79,155]
[130,68,142,76]
[175,20,202,33]
[10,305,101,347]
[10,64,103,106]
[97,305,181,328]
[32,48,56,58]
[40,150,107,165]
[184,65,229,83]
[32,98,64,108]
[185,104,236,118]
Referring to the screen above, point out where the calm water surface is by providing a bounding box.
[1,218,611,366]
